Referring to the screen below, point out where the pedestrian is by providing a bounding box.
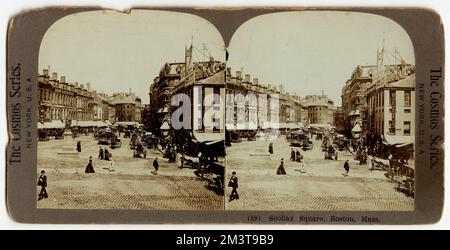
[85,156,95,173]
[76,141,81,153]
[37,170,48,201]
[104,149,110,161]
[290,148,295,161]
[152,157,159,174]
[179,153,185,169]
[276,158,286,175]
[344,160,350,176]
[388,153,393,168]
[296,150,302,162]
[98,147,104,160]
[108,157,115,172]
[228,171,239,201]
[268,142,273,154]
[299,157,306,173]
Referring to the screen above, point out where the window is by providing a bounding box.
[390,90,396,107]
[389,121,395,134]
[404,121,411,135]
[404,91,411,107]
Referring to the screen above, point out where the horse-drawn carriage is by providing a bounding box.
[324,146,338,160]
[133,143,147,158]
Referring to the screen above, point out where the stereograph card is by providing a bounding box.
[5,7,444,224]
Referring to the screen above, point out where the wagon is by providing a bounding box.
[324,146,338,160]
[133,144,147,158]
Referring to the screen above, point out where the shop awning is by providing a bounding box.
[352,123,362,133]
[115,121,140,127]
[160,121,170,130]
[236,122,257,130]
[225,123,236,131]
[309,123,332,130]
[383,135,414,146]
[72,120,98,127]
[95,121,109,127]
[194,132,224,142]
[40,120,65,129]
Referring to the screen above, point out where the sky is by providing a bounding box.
[40,10,415,107]
[39,10,226,103]
[227,11,415,106]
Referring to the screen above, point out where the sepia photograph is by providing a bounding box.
[35,10,416,212]
[224,11,415,211]
[36,10,226,210]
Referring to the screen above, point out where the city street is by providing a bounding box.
[225,136,414,211]
[37,135,223,210]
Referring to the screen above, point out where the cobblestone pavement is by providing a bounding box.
[225,137,414,211]
[37,135,223,210]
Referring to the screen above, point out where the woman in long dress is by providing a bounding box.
[276,158,286,175]
[85,156,95,173]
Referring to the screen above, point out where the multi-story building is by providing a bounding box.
[38,69,96,124]
[333,107,346,134]
[148,62,184,132]
[341,65,377,136]
[148,45,226,138]
[365,64,415,147]
[110,92,142,123]
[226,69,287,130]
[301,94,335,125]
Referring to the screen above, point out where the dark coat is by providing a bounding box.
[277,165,286,175]
[344,161,350,170]
[85,160,95,173]
[153,159,159,169]
[228,176,238,189]
[37,175,47,187]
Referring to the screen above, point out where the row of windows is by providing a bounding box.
[39,89,92,109]
[388,121,411,135]
[389,90,411,107]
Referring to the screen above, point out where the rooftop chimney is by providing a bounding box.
[80,84,84,89]
[75,82,79,88]
[244,74,251,82]
[60,76,66,83]
[253,78,258,85]
[52,72,58,80]
[86,83,91,91]
[236,71,242,78]
[43,69,49,76]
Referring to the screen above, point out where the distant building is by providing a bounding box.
[333,107,346,133]
[301,95,335,125]
[109,92,142,123]
[341,65,377,137]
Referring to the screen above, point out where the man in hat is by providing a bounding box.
[344,160,350,176]
[290,148,295,161]
[37,170,48,201]
[152,158,159,174]
[98,146,104,160]
[228,171,239,201]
